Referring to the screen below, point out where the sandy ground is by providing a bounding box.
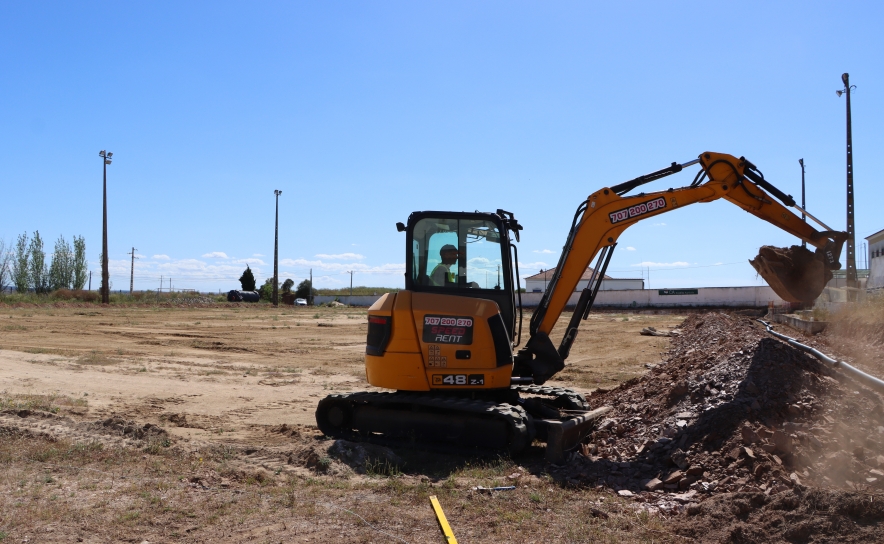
[0,304,681,444]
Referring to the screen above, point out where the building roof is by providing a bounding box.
[525,266,614,281]
[865,228,884,242]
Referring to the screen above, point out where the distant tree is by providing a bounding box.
[49,235,74,291]
[294,279,316,299]
[28,231,49,294]
[239,265,256,291]
[72,236,88,290]
[259,277,276,301]
[12,232,30,293]
[281,278,294,294]
[0,238,12,293]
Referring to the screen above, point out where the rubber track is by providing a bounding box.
[317,391,534,455]
[512,385,589,410]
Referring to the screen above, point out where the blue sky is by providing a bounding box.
[2,2,882,292]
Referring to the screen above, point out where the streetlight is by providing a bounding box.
[99,150,113,304]
[798,158,806,248]
[273,189,282,306]
[837,73,857,289]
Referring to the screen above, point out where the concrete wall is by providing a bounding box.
[524,278,644,293]
[868,257,884,291]
[314,295,388,307]
[318,286,785,308]
[520,286,785,308]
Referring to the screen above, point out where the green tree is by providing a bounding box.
[259,277,276,301]
[28,231,48,294]
[0,238,12,293]
[281,278,294,293]
[49,235,74,291]
[294,279,316,299]
[72,236,88,290]
[239,265,256,291]
[12,232,29,293]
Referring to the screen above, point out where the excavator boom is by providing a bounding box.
[516,152,846,384]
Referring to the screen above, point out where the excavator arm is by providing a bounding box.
[514,151,847,384]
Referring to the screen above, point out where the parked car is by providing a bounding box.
[295,298,307,306]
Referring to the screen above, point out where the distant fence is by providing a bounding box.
[315,286,787,309]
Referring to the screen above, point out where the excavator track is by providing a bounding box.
[512,385,589,411]
[316,391,534,455]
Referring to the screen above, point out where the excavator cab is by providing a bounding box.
[403,210,521,344]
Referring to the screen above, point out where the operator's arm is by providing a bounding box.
[516,152,846,385]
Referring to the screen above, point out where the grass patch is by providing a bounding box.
[0,392,87,413]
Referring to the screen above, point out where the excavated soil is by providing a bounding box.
[750,245,832,303]
[556,312,884,542]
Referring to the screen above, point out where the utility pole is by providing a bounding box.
[88,271,92,291]
[348,271,354,296]
[99,150,113,304]
[837,73,857,289]
[309,268,313,306]
[159,275,163,293]
[273,189,282,307]
[799,159,806,248]
[497,265,500,289]
[127,247,139,294]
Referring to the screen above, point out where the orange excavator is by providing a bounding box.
[316,152,846,461]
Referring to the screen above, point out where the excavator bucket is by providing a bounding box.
[750,245,833,304]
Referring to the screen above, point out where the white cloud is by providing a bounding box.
[315,253,365,260]
[533,249,554,254]
[519,261,549,270]
[625,246,636,251]
[234,258,265,265]
[280,258,404,275]
[135,254,147,259]
[202,252,229,259]
[652,223,666,227]
[253,253,265,257]
[152,254,170,260]
[631,261,689,267]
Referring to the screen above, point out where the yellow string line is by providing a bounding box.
[429,495,458,544]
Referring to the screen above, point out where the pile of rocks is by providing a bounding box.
[558,312,884,512]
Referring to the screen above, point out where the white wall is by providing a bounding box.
[519,286,785,308]
[525,278,644,293]
[869,257,884,291]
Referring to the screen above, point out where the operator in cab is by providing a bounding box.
[430,244,480,288]
[430,244,459,287]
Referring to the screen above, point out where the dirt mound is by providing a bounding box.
[671,487,884,543]
[557,312,884,534]
[750,245,832,303]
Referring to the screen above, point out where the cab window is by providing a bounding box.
[411,217,504,289]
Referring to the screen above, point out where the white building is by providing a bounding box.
[867,228,884,290]
[524,267,644,293]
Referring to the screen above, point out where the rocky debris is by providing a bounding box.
[91,416,168,440]
[554,312,884,518]
[640,326,681,337]
[328,439,402,473]
[750,245,831,303]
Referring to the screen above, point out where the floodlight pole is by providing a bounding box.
[273,190,282,306]
[799,159,806,248]
[838,73,857,289]
[99,150,112,304]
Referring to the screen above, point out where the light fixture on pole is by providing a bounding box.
[273,189,282,307]
[99,150,113,304]
[837,73,857,290]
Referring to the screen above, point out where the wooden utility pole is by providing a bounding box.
[127,247,139,294]
[348,270,354,296]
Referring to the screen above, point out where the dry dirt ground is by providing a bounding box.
[0,303,685,543]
